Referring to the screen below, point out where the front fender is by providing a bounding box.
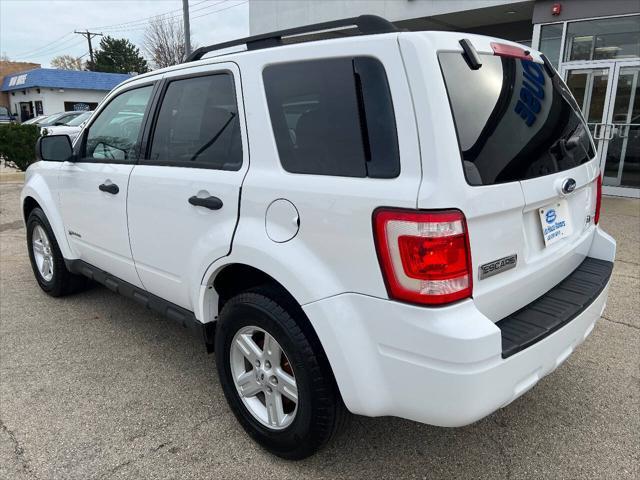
[21,162,76,260]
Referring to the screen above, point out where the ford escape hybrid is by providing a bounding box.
[22,16,616,459]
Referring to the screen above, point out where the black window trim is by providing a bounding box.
[141,68,244,171]
[75,81,160,166]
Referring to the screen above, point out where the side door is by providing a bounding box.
[58,82,157,288]
[127,63,248,311]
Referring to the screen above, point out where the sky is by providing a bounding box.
[0,0,250,67]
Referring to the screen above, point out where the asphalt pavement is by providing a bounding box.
[1,180,638,480]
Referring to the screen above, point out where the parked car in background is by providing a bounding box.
[38,111,86,128]
[41,111,93,142]
[0,106,16,124]
[22,115,50,125]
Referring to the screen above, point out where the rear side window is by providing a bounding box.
[263,57,399,178]
[148,73,242,170]
[439,52,595,186]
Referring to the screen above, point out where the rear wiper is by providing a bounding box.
[550,124,587,162]
[459,39,482,70]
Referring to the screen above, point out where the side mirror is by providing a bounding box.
[36,135,73,162]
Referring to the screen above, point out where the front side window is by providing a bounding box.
[263,57,399,178]
[148,73,242,170]
[84,85,153,162]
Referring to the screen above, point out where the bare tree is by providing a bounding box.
[51,54,84,70]
[144,15,193,69]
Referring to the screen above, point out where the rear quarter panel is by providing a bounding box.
[201,34,422,307]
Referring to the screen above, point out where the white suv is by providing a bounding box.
[22,16,616,459]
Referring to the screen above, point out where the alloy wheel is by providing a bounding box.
[230,326,298,430]
[32,225,54,282]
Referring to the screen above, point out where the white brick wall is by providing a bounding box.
[9,88,108,118]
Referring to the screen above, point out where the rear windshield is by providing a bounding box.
[439,52,595,186]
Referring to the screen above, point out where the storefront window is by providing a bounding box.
[539,23,563,68]
[565,15,640,62]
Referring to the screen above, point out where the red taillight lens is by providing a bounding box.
[595,174,602,224]
[491,42,533,60]
[373,209,472,305]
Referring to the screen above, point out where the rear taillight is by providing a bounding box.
[373,209,472,306]
[490,42,533,60]
[595,174,602,224]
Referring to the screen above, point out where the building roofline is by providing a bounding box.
[1,68,132,93]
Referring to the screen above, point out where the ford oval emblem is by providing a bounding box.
[545,209,557,224]
[562,178,577,194]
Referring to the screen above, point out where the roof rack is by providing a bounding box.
[186,15,398,62]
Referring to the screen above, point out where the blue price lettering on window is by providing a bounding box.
[514,60,545,127]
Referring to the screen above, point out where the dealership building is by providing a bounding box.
[0,68,131,123]
[250,0,639,197]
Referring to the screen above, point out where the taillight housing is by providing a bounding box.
[594,173,602,224]
[373,209,473,306]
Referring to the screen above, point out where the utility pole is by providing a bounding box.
[182,0,192,56]
[74,30,103,65]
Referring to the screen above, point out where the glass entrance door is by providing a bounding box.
[603,63,639,192]
[562,61,640,197]
[562,62,615,169]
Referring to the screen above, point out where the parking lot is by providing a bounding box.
[0,179,638,480]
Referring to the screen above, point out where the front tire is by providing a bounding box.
[215,287,345,459]
[26,207,85,296]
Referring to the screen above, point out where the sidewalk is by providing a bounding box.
[0,171,25,183]
[0,159,25,183]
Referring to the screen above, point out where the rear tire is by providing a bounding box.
[26,207,85,296]
[215,286,346,459]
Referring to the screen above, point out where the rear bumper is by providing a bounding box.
[303,228,616,427]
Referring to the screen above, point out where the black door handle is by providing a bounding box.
[99,183,119,194]
[188,195,223,210]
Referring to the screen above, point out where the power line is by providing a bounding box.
[10,0,217,59]
[97,0,232,33]
[11,32,75,58]
[10,0,246,62]
[88,0,216,31]
[104,0,246,34]
[190,0,247,21]
[20,39,88,61]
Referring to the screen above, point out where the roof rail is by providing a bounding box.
[186,15,398,62]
